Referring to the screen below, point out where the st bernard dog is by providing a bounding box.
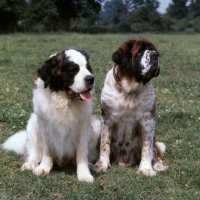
[2,49,101,182]
[90,37,168,176]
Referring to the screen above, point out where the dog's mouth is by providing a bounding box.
[67,89,92,102]
[118,154,133,167]
[118,150,140,167]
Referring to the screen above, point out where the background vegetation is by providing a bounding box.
[0,33,200,199]
[1,0,200,33]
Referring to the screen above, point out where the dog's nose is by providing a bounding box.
[150,51,158,59]
[84,75,94,85]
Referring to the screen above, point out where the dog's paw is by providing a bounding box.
[89,161,110,173]
[137,168,156,176]
[153,163,168,171]
[21,161,38,171]
[78,173,94,183]
[33,165,51,176]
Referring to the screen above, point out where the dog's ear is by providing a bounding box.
[37,54,60,88]
[112,41,132,69]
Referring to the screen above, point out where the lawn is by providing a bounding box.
[0,32,200,199]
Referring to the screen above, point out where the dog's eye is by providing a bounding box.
[136,50,143,57]
[68,63,79,72]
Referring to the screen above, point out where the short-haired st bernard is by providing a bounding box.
[2,49,100,182]
[91,37,168,176]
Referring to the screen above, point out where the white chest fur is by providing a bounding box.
[101,70,155,123]
[32,78,92,159]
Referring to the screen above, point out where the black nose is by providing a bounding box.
[150,51,158,59]
[84,75,94,85]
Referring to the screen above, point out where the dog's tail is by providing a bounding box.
[155,141,166,156]
[1,130,27,155]
[1,113,38,155]
[153,141,168,172]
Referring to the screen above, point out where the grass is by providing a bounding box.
[0,32,200,199]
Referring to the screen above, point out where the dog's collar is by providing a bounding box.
[113,65,122,86]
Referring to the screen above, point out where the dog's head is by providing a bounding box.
[36,49,94,101]
[112,37,160,88]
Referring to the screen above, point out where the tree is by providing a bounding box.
[0,0,26,32]
[126,0,161,31]
[126,5,162,31]
[55,0,104,30]
[167,0,189,19]
[188,0,200,18]
[132,0,160,11]
[25,0,58,32]
[102,0,127,24]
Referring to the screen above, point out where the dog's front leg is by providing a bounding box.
[137,116,156,176]
[90,116,111,173]
[77,125,94,183]
[33,141,53,175]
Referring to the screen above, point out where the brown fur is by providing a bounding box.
[90,37,167,176]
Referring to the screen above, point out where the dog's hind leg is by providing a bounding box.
[88,116,101,164]
[22,113,42,172]
[33,117,53,175]
[90,115,111,173]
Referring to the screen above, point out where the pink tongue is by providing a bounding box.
[79,91,92,102]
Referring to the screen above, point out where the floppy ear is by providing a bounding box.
[37,55,59,88]
[112,41,133,69]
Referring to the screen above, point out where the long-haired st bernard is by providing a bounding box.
[90,37,168,176]
[2,49,100,182]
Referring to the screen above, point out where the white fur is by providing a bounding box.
[2,50,100,183]
[2,131,26,155]
[65,49,93,93]
[104,70,155,176]
[92,66,167,175]
[141,50,159,75]
[66,49,87,67]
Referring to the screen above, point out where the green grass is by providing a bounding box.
[0,32,200,199]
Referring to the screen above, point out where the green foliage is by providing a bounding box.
[127,6,162,31]
[188,0,200,18]
[25,0,58,32]
[167,0,189,20]
[1,0,200,33]
[132,0,160,11]
[0,33,200,199]
[0,0,104,32]
[0,0,26,32]
[102,0,127,24]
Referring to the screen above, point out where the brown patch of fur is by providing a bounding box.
[114,37,158,81]
[100,107,104,116]
[32,74,38,88]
